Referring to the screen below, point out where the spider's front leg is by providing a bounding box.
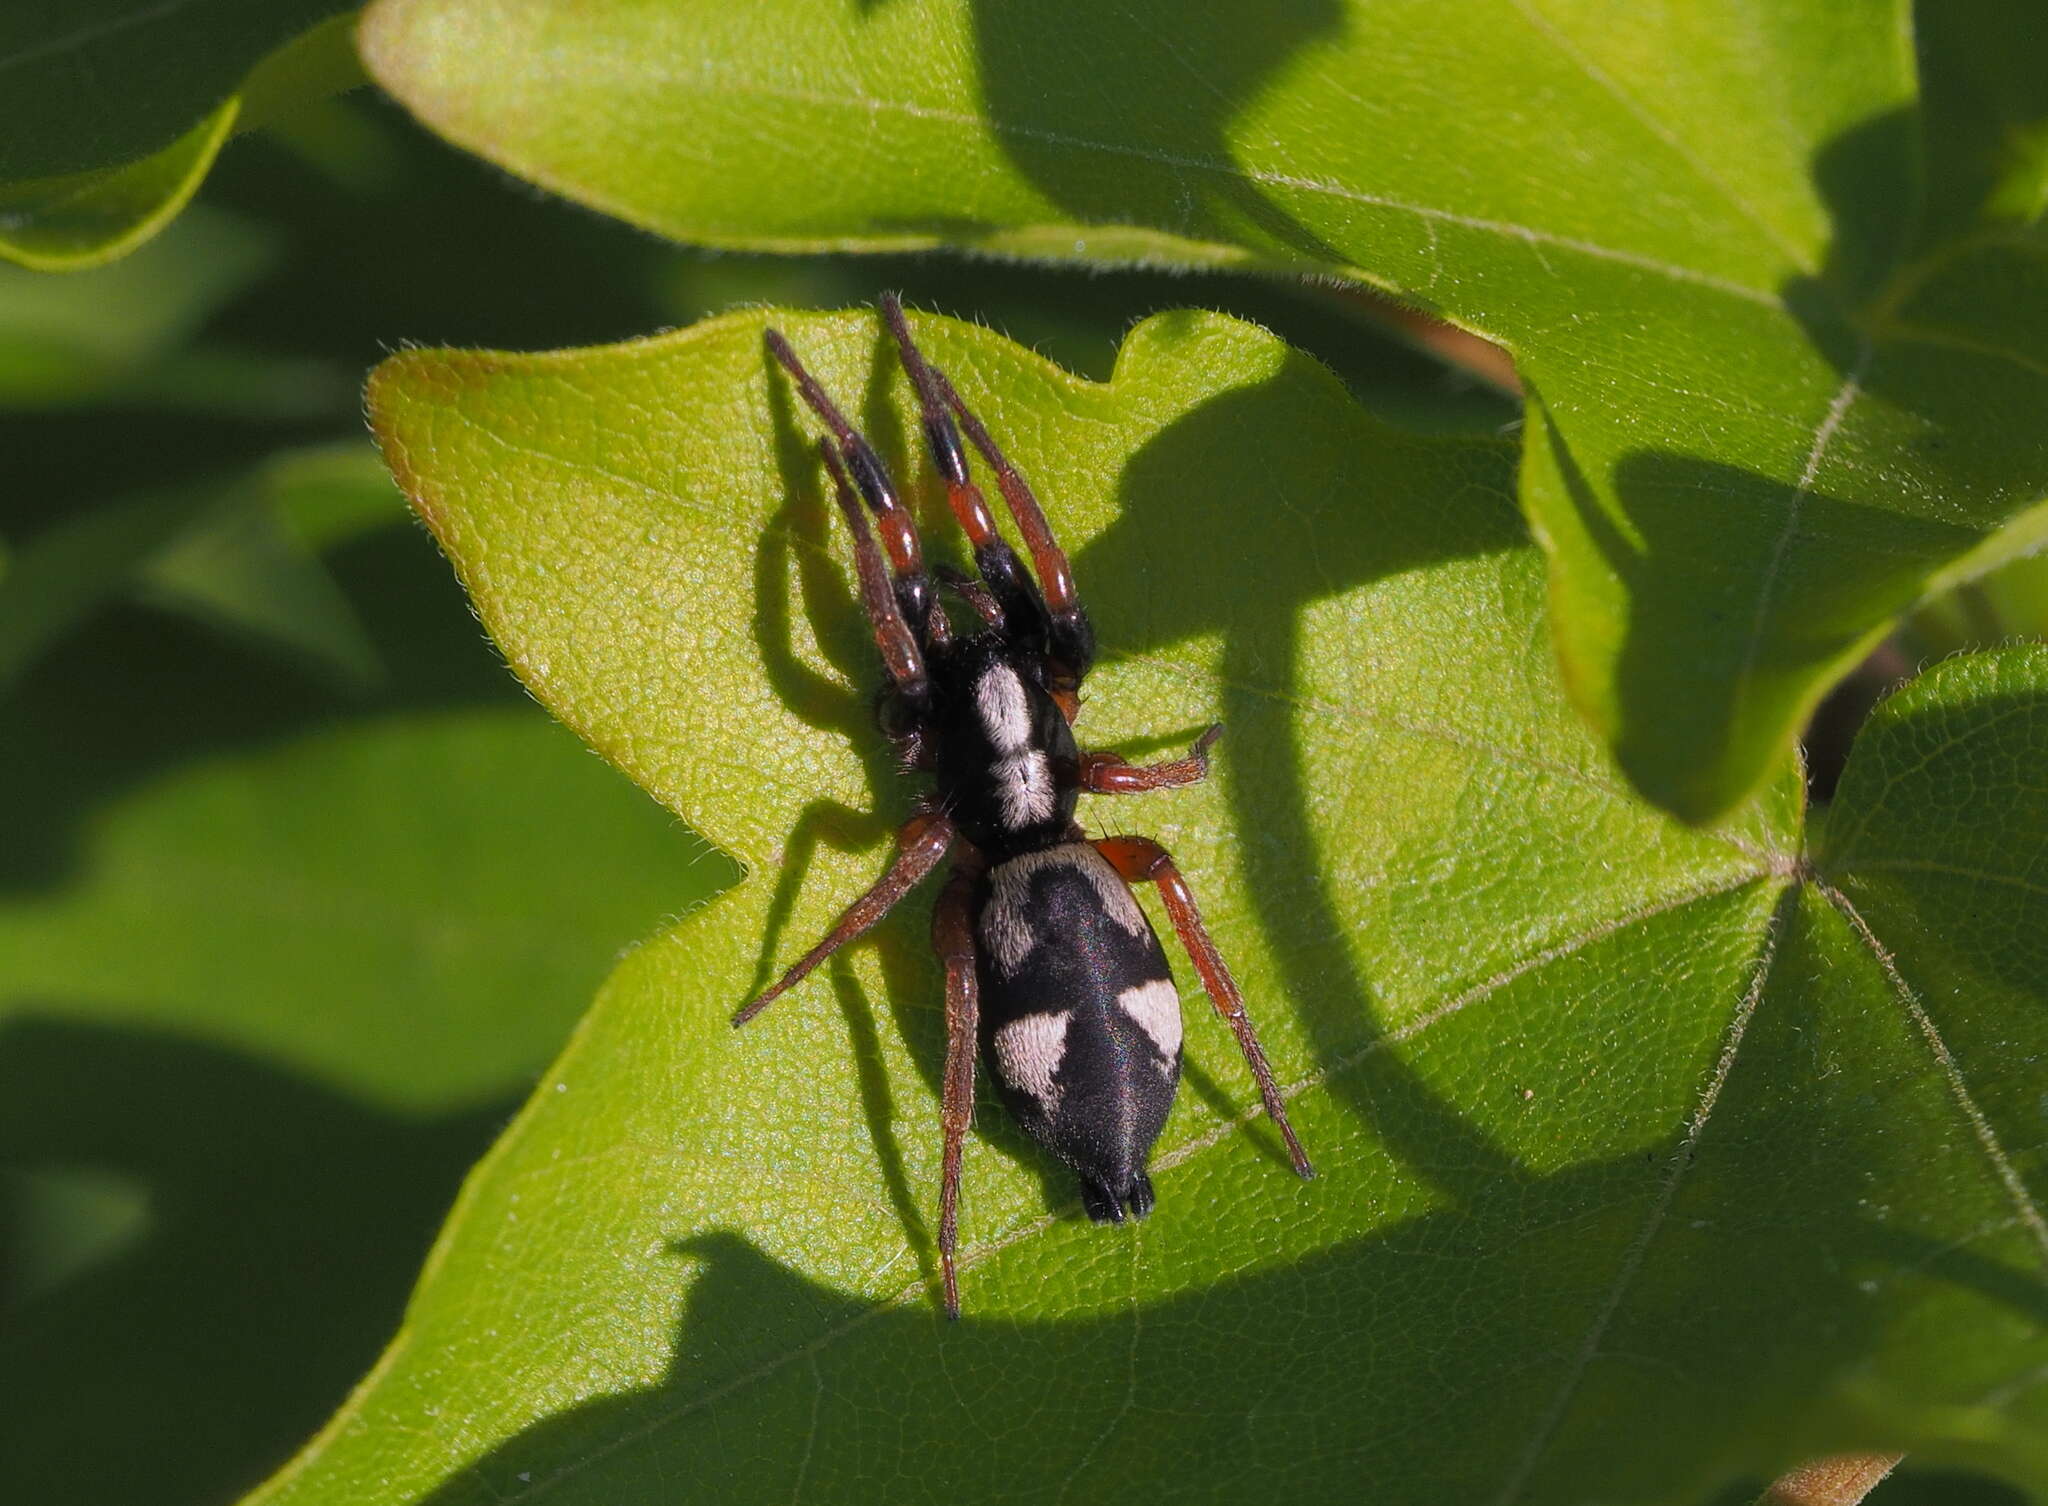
[882,293,1095,694]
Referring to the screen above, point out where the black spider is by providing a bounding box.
[738,296,1313,1316]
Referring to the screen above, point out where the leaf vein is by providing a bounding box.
[1729,347,1872,710]
[1836,859,2048,900]
[1819,880,2048,1269]
[1500,0,1816,272]
[1489,885,1789,1506]
[651,68,1784,308]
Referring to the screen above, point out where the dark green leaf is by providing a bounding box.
[0,6,362,268]
[0,510,737,1506]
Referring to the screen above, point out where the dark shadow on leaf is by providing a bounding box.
[825,958,935,1291]
[395,888,2048,1505]
[754,355,876,741]
[961,0,1353,272]
[404,1101,2048,1506]
[1541,422,1980,820]
[0,1015,513,1506]
[1082,344,1529,1200]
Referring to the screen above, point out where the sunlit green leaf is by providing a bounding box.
[360,0,2048,823]
[244,310,2048,1505]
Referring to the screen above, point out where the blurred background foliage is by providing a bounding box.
[0,71,2040,1506]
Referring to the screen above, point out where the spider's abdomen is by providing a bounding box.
[930,648,1079,857]
[974,842,1183,1222]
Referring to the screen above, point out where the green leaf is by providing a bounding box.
[359,0,2048,823]
[0,510,738,1506]
[0,443,400,695]
[0,5,362,268]
[0,206,277,404]
[249,310,2047,1504]
[135,445,403,691]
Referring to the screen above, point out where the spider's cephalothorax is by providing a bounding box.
[737,296,1313,1315]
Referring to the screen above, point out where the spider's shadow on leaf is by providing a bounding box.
[743,343,897,999]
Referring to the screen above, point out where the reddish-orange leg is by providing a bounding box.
[881,294,1094,689]
[929,851,986,1318]
[732,808,955,1026]
[1094,835,1314,1178]
[817,439,931,693]
[1081,724,1223,794]
[765,328,928,593]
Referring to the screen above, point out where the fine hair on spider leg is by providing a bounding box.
[738,300,1312,1317]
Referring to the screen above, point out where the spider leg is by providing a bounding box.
[732,808,955,1027]
[1082,723,1223,794]
[1093,835,1314,1179]
[881,294,1096,689]
[929,847,986,1319]
[766,326,942,645]
[818,440,929,701]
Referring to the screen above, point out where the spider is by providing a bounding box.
[738,295,1313,1317]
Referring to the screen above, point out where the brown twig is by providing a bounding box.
[1326,284,1523,395]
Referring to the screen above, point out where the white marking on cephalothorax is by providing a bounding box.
[983,845,1147,974]
[993,1011,1070,1115]
[1117,978,1182,1074]
[995,750,1056,828]
[975,663,1033,752]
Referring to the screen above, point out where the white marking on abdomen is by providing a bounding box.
[975,663,1032,752]
[983,845,1148,975]
[1117,978,1182,1072]
[992,1011,1070,1115]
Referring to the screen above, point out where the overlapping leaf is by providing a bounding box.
[0,6,361,267]
[358,0,2048,823]
[246,310,2048,1505]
